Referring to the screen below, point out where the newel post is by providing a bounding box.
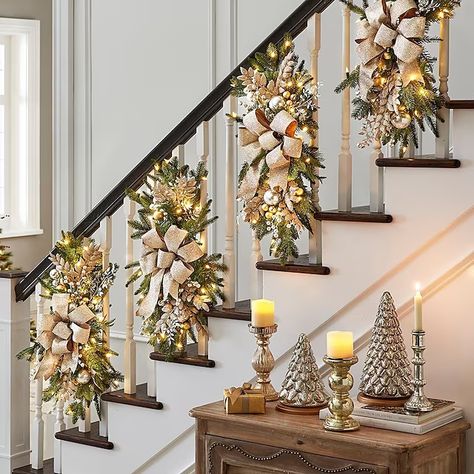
[0,271,31,472]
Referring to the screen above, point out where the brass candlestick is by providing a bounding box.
[249,324,279,401]
[404,330,433,412]
[323,356,360,432]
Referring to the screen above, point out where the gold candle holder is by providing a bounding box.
[249,324,279,401]
[323,356,360,432]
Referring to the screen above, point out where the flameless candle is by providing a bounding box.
[251,299,275,327]
[327,331,353,359]
[414,283,423,331]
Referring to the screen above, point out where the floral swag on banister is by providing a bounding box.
[127,158,225,356]
[231,34,323,264]
[336,0,460,153]
[17,233,122,422]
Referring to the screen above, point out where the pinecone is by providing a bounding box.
[277,52,297,93]
[358,74,401,148]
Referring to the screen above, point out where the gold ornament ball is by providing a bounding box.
[263,189,280,206]
[265,211,274,220]
[383,51,392,60]
[261,204,269,212]
[269,95,285,112]
[290,94,297,101]
[282,91,291,99]
[269,206,276,213]
[392,114,412,129]
[286,100,293,106]
[295,187,304,196]
[76,369,91,384]
[153,210,164,220]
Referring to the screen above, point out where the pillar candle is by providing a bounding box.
[327,331,353,359]
[414,284,423,331]
[251,299,275,327]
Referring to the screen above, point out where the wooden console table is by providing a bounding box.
[190,401,470,474]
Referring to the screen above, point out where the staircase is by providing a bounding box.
[2,0,473,473]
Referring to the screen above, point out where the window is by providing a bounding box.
[0,18,40,238]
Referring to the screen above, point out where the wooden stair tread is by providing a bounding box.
[376,155,460,168]
[150,342,215,368]
[12,459,54,474]
[55,421,114,450]
[446,99,474,109]
[256,254,330,275]
[316,206,392,223]
[102,383,163,410]
[207,299,251,321]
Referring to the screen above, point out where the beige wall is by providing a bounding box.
[0,0,53,272]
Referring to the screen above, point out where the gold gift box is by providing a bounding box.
[224,383,266,414]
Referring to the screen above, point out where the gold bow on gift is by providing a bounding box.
[137,225,204,318]
[223,383,253,406]
[356,0,426,100]
[36,293,95,380]
[238,109,302,200]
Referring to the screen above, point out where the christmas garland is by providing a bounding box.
[231,34,323,264]
[336,0,460,153]
[18,233,121,422]
[127,158,225,357]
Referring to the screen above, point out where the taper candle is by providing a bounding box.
[251,299,275,327]
[327,331,353,359]
[414,283,423,331]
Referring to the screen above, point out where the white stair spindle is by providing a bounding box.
[338,5,353,212]
[309,13,323,264]
[418,126,423,156]
[436,16,450,159]
[147,354,157,399]
[197,121,210,253]
[370,139,384,212]
[390,143,397,158]
[197,121,210,356]
[99,216,112,437]
[251,230,263,299]
[78,405,91,433]
[32,284,45,470]
[174,144,185,166]
[124,197,137,394]
[223,96,237,309]
[54,400,66,474]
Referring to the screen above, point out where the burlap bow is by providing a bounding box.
[356,0,425,100]
[36,293,95,380]
[238,109,302,200]
[137,225,204,318]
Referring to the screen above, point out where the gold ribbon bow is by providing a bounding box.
[224,382,253,406]
[356,0,425,100]
[238,109,302,201]
[36,293,95,380]
[137,225,204,319]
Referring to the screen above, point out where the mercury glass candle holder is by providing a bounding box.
[323,355,360,432]
[249,324,279,401]
[404,330,433,412]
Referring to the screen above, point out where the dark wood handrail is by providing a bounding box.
[15,0,335,301]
